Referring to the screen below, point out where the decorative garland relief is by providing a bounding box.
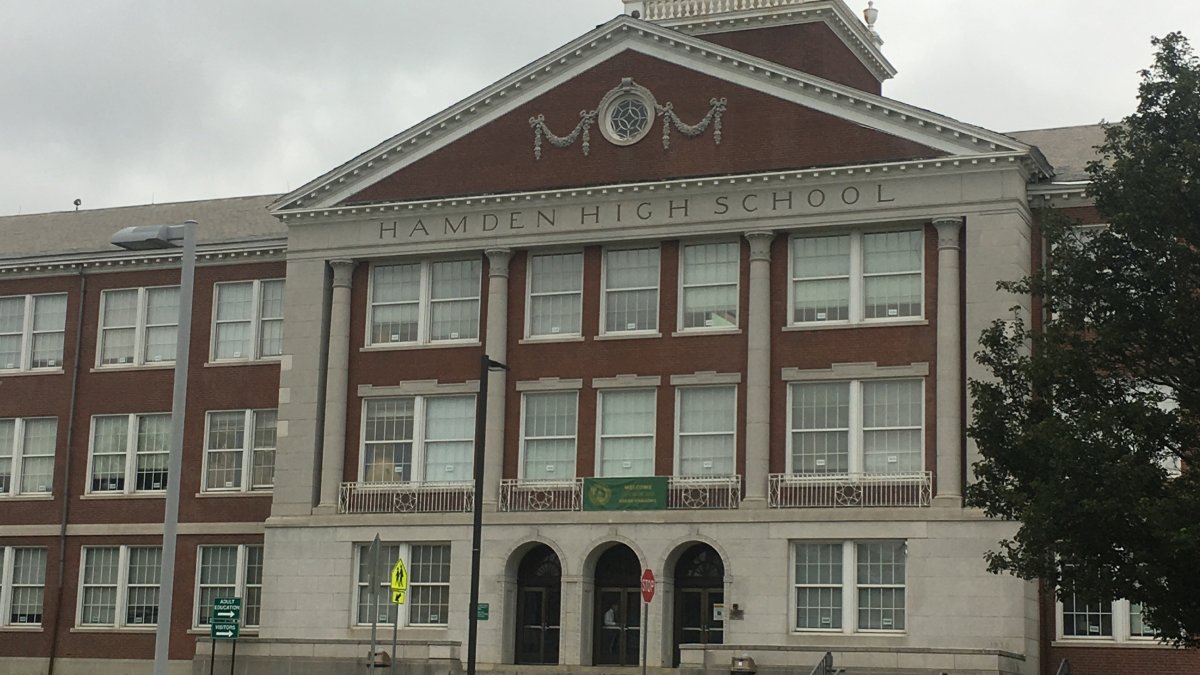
[529,78,726,159]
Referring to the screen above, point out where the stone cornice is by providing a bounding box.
[1026,182,1093,208]
[0,239,287,276]
[272,16,1047,214]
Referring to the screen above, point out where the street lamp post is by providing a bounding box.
[467,355,506,675]
[111,221,197,675]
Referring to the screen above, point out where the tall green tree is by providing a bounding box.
[966,32,1200,645]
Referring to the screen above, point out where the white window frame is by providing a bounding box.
[193,544,263,629]
[677,240,740,332]
[201,409,277,493]
[786,379,925,475]
[787,229,924,327]
[0,546,48,626]
[0,293,68,372]
[209,279,285,362]
[358,396,476,483]
[0,417,57,498]
[77,545,162,629]
[673,385,738,478]
[524,250,584,339]
[594,388,657,478]
[96,285,181,367]
[518,390,580,483]
[354,542,451,628]
[1056,596,1161,643]
[367,259,481,347]
[791,540,907,635]
[86,413,171,495]
[600,245,661,336]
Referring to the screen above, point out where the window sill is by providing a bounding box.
[0,369,65,378]
[361,341,481,353]
[90,364,175,374]
[71,626,157,633]
[793,629,906,637]
[1052,639,1169,648]
[783,319,928,333]
[594,332,662,342]
[0,493,54,501]
[671,328,742,338]
[518,335,585,345]
[81,492,165,500]
[0,625,43,632]
[195,490,273,498]
[204,359,281,369]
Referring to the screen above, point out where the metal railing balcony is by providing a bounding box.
[632,0,818,21]
[769,471,932,508]
[499,478,583,512]
[668,475,742,509]
[338,481,474,514]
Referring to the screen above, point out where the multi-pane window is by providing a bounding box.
[793,541,906,633]
[195,545,263,627]
[521,392,578,481]
[361,397,475,483]
[369,260,481,345]
[603,248,659,334]
[98,286,181,366]
[790,230,923,325]
[0,293,67,371]
[0,547,48,626]
[789,379,923,475]
[1059,596,1158,641]
[211,280,284,361]
[88,414,171,494]
[0,418,56,496]
[356,543,451,627]
[527,252,583,338]
[680,242,739,330]
[676,386,736,477]
[597,389,656,477]
[79,546,162,627]
[203,410,277,492]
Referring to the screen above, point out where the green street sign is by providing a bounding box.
[211,621,239,641]
[476,603,489,621]
[212,597,241,623]
[583,477,668,511]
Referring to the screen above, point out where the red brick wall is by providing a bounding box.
[700,22,882,94]
[344,51,942,206]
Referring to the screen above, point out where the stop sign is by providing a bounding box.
[641,568,656,603]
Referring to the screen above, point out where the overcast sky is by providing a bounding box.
[1,0,1196,217]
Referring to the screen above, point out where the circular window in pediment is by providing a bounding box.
[598,79,657,147]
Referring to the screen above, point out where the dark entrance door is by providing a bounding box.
[673,543,725,666]
[593,544,641,666]
[515,544,561,665]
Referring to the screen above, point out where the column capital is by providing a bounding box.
[744,230,776,261]
[933,218,964,250]
[485,248,513,278]
[329,259,355,289]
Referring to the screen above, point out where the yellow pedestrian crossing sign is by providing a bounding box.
[390,558,408,605]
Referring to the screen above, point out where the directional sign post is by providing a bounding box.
[209,598,241,675]
[389,557,408,675]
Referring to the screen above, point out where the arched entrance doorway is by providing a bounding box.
[593,544,641,666]
[672,543,725,666]
[515,544,561,665]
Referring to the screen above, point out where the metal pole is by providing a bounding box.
[152,220,196,675]
[209,637,215,675]
[390,601,398,675]
[369,534,381,672]
[466,354,490,675]
[229,639,236,675]
[641,601,648,675]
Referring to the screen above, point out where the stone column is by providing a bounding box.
[933,219,964,503]
[483,249,512,510]
[743,231,775,506]
[316,259,355,512]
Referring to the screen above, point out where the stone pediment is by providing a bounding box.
[272,15,1048,216]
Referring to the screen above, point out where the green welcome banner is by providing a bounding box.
[583,477,668,511]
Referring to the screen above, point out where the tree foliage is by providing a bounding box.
[966,32,1200,645]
